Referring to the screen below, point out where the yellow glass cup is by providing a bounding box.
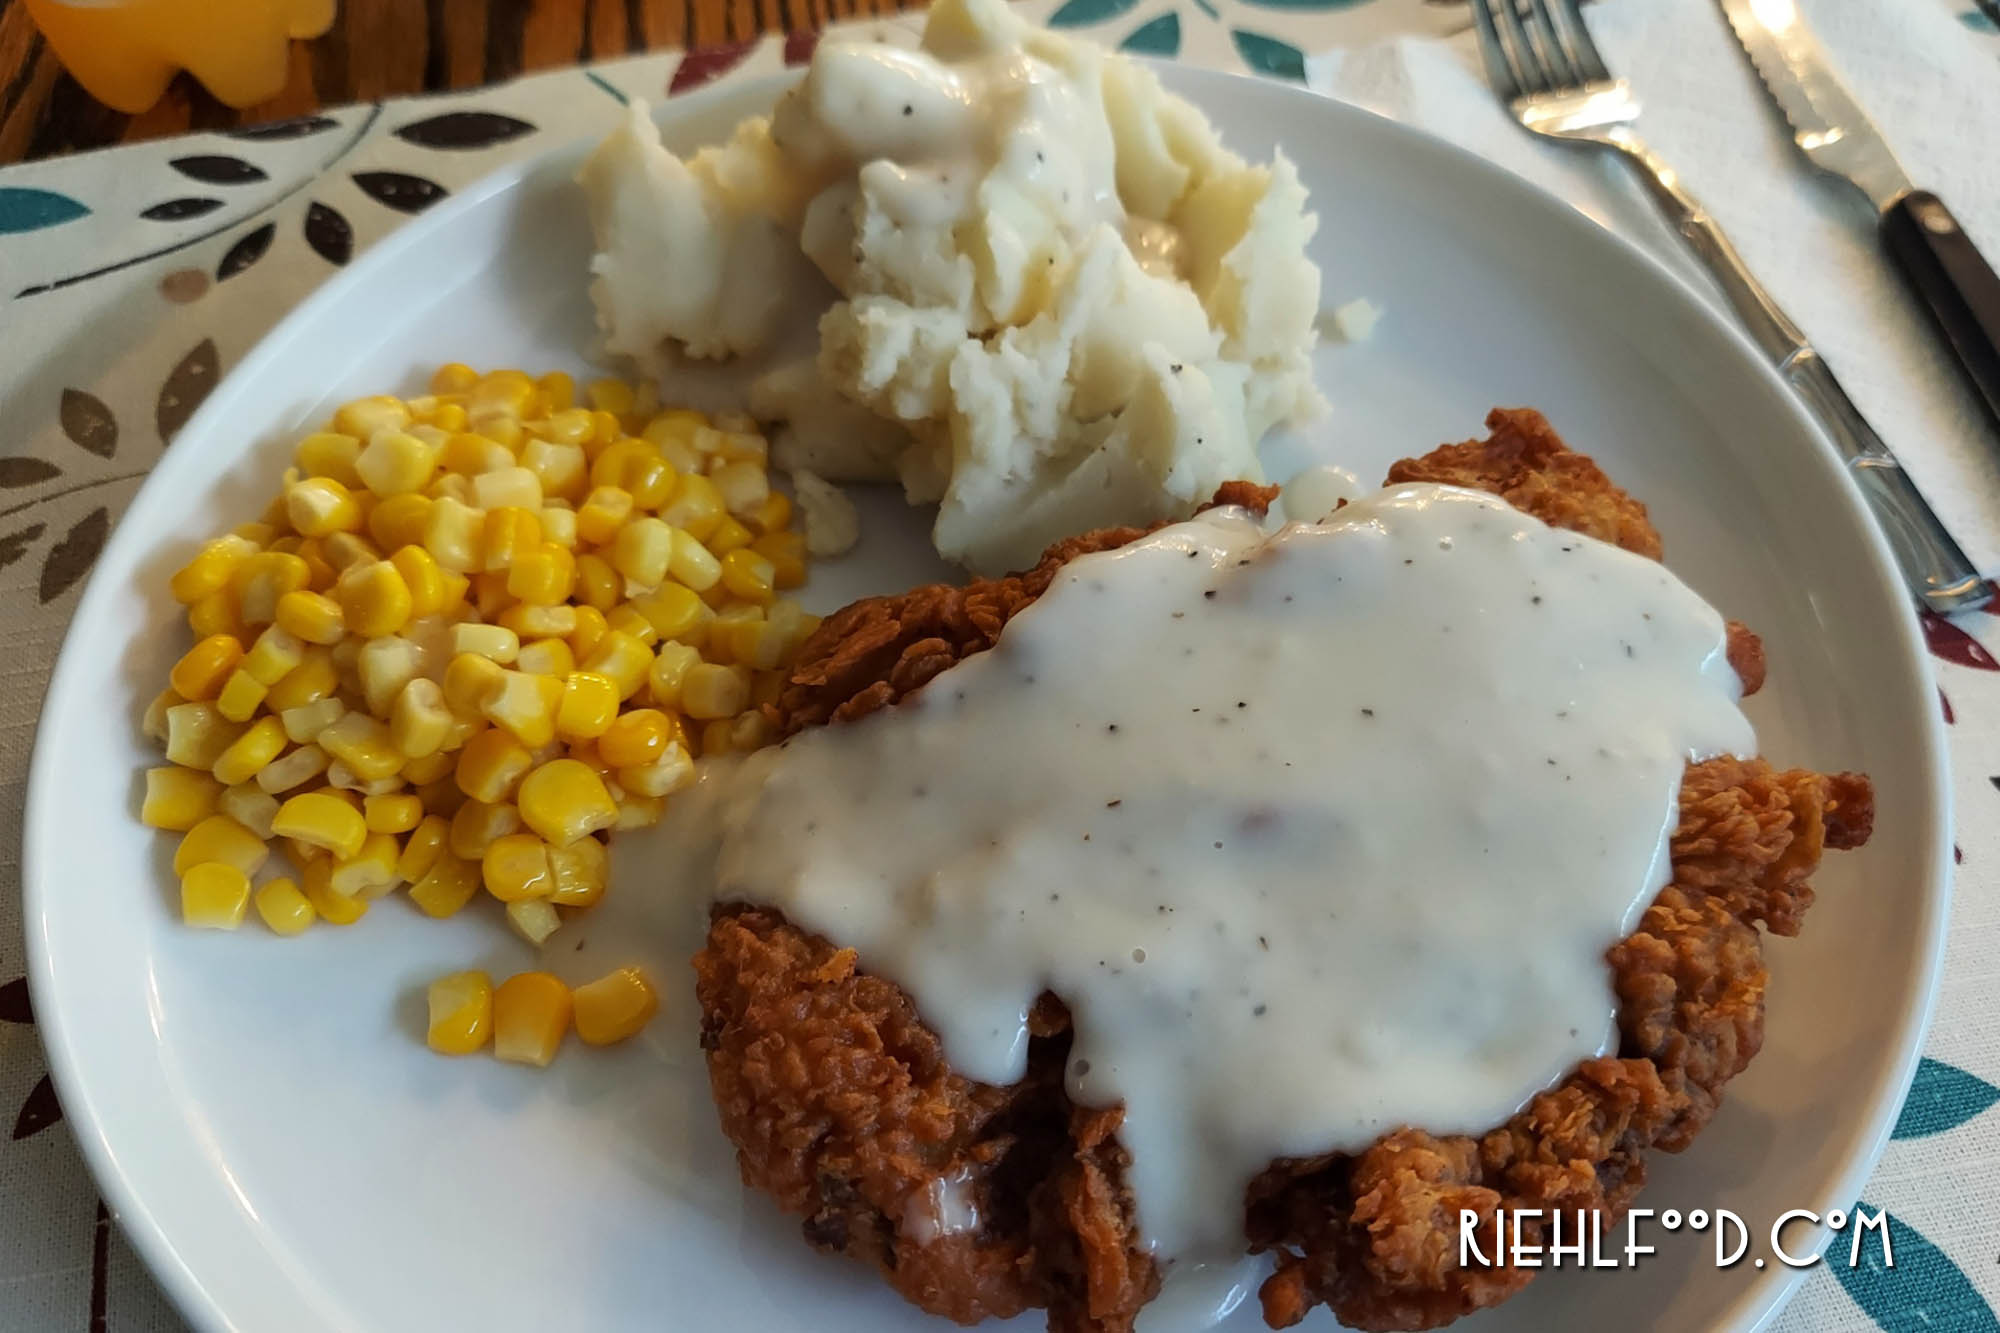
[22,0,336,114]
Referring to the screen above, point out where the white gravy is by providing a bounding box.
[707,483,1754,1266]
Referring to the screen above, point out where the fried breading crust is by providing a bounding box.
[699,410,1874,1332]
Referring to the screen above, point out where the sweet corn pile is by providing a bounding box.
[142,365,821,1059]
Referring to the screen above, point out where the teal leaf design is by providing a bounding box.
[1832,1203,2000,1333]
[1232,28,1307,81]
[1893,1057,2000,1139]
[0,187,89,235]
[1238,0,1368,9]
[1121,12,1181,54]
[1961,10,1998,33]
[1050,0,1140,26]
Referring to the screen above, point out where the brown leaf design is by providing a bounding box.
[12,1073,61,1139]
[40,507,108,603]
[670,41,756,93]
[0,524,44,570]
[157,338,218,445]
[0,977,30,1024]
[0,457,58,487]
[60,388,117,457]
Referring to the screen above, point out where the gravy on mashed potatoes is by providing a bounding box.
[578,0,1324,573]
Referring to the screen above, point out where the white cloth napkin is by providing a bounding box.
[1307,0,2000,572]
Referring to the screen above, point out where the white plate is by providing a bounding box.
[24,66,1948,1333]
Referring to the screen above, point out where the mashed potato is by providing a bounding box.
[579,0,1323,573]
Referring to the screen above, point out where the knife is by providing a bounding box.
[1719,0,2000,436]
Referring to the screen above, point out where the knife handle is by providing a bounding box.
[1882,191,2000,431]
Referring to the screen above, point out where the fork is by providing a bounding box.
[1467,0,1992,615]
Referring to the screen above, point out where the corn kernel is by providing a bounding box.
[493,972,571,1065]
[642,409,707,451]
[389,544,453,619]
[215,668,268,722]
[480,506,541,574]
[286,476,363,537]
[254,877,315,935]
[430,363,478,394]
[522,438,589,503]
[573,967,659,1045]
[441,430,513,477]
[698,718,734,758]
[505,898,563,946]
[279,697,344,745]
[710,460,770,517]
[510,635,569,678]
[408,849,479,918]
[276,592,346,652]
[368,492,434,552]
[666,527,722,592]
[646,642,701,709]
[422,496,485,573]
[330,831,401,898]
[457,728,533,804]
[609,516,673,588]
[581,630,651,699]
[256,743,329,794]
[351,427,438,495]
[426,971,493,1054]
[682,662,750,719]
[143,687,184,742]
[599,709,671,768]
[364,792,423,834]
[706,515,755,556]
[217,782,280,839]
[516,758,619,846]
[592,439,676,510]
[396,814,449,882]
[576,487,635,546]
[548,836,608,906]
[333,395,410,439]
[615,791,666,828]
[170,634,243,701]
[586,378,635,415]
[719,548,776,605]
[301,857,368,925]
[482,833,553,902]
[660,473,725,543]
[472,467,542,512]
[538,504,579,549]
[748,491,792,536]
[400,749,455,786]
[317,712,402,782]
[508,542,576,605]
[211,716,286,785]
[164,702,243,769]
[185,589,243,641]
[320,531,381,575]
[551,674,614,742]
[568,605,610,660]
[173,814,269,877]
[356,636,422,715]
[272,791,367,860]
[142,765,222,831]
[449,800,521,860]
[336,560,413,638]
[326,761,405,797]
[180,861,251,929]
[266,647,338,710]
[443,652,507,718]
[618,742,695,799]
[170,535,258,604]
[388,678,451,760]
[752,530,808,588]
[603,605,660,649]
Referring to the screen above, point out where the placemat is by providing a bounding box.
[1,1,1995,1328]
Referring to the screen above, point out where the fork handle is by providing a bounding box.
[1605,130,1992,615]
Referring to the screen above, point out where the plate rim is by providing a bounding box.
[22,61,1952,1333]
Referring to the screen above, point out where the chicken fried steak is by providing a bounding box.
[692,408,1873,1332]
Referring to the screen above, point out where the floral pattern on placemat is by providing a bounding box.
[2,2,1998,1330]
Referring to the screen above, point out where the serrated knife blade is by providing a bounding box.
[1717,0,1911,210]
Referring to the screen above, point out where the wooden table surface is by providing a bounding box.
[0,0,918,163]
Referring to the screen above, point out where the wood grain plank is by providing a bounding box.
[26,66,124,158]
[0,2,44,123]
[0,37,58,162]
[634,0,690,49]
[435,0,493,88]
[244,41,325,123]
[343,0,430,101]
[523,0,588,70]
[589,0,633,57]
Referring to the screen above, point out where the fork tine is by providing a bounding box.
[1547,0,1612,83]
[1466,0,1524,102]
[1490,0,1552,96]
[1523,0,1583,89]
